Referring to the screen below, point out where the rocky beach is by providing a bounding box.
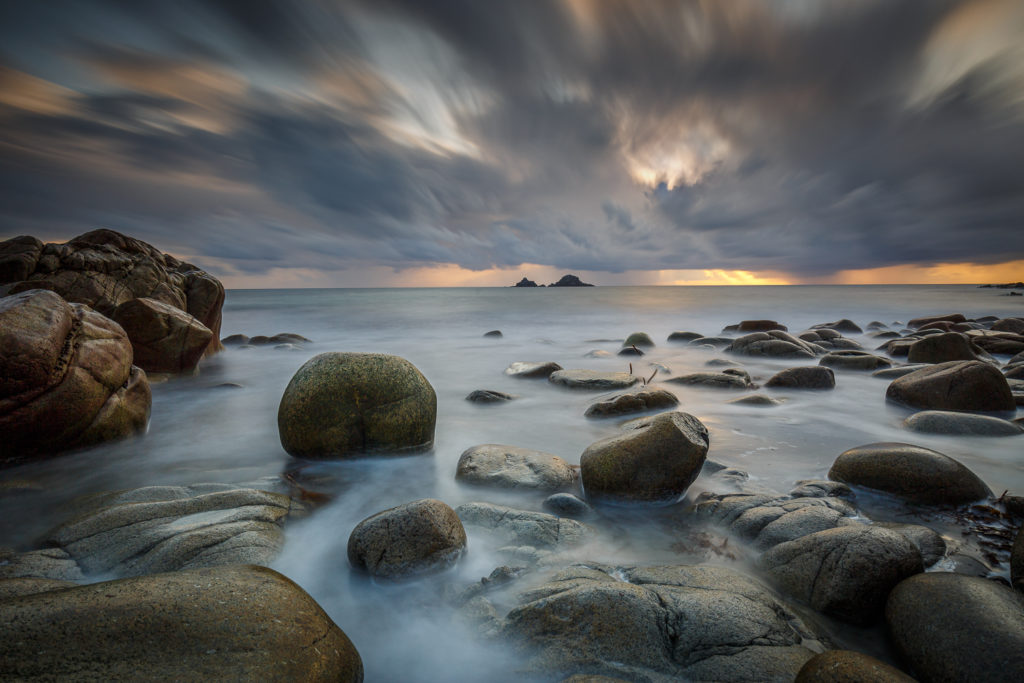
[2,231,1024,682]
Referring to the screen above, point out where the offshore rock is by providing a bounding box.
[664,372,751,390]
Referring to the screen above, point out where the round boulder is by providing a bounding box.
[278,352,436,458]
[828,442,990,505]
[623,332,654,348]
[456,444,576,491]
[886,572,1024,682]
[765,366,835,389]
[885,360,1015,412]
[906,332,987,364]
[795,650,915,683]
[580,411,709,505]
[348,499,466,579]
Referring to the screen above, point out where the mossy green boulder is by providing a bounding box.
[278,352,436,458]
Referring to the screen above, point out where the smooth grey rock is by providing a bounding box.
[456,444,576,491]
[664,372,750,390]
[542,493,593,519]
[348,499,466,579]
[580,412,708,505]
[456,502,589,549]
[829,442,991,505]
[886,573,1024,682]
[788,480,854,500]
[875,522,946,567]
[765,366,835,389]
[584,389,678,418]
[903,410,1022,436]
[761,526,923,624]
[886,360,1015,412]
[907,331,989,364]
[503,563,826,682]
[548,369,639,390]
[483,329,503,338]
[819,350,892,371]
[908,313,966,328]
[0,547,85,582]
[505,361,563,378]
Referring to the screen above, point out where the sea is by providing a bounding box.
[1,284,1022,680]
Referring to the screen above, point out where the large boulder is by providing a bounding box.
[0,565,363,682]
[795,651,916,683]
[45,484,293,577]
[580,412,709,505]
[906,332,988,364]
[456,444,576,491]
[765,366,835,389]
[348,499,466,579]
[278,352,436,458]
[886,572,1024,682]
[111,297,213,373]
[503,563,827,682]
[0,229,224,359]
[726,331,821,358]
[584,389,679,418]
[885,360,1015,412]
[828,442,990,505]
[0,289,151,467]
[760,526,923,625]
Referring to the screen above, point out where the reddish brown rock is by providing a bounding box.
[111,297,213,374]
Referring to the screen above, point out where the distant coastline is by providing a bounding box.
[513,274,594,287]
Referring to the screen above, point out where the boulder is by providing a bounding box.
[906,332,989,364]
[819,350,892,371]
[110,297,213,373]
[907,313,967,328]
[548,369,639,390]
[726,331,821,358]
[455,502,590,549]
[788,480,853,499]
[543,493,593,519]
[503,563,827,682]
[765,366,835,389]
[878,338,916,357]
[348,499,466,579]
[874,522,946,567]
[664,372,751,390]
[505,361,563,378]
[46,484,293,577]
[886,573,1024,682]
[828,442,990,505]
[617,346,644,356]
[278,352,436,458]
[903,410,1022,436]
[871,364,929,379]
[580,412,709,505]
[885,360,1015,412]
[795,650,916,683]
[483,329,503,338]
[692,493,858,550]
[456,444,576,491]
[0,230,224,358]
[690,336,734,348]
[584,389,678,418]
[727,393,784,406]
[993,318,1024,335]
[736,320,788,332]
[0,289,151,467]
[760,526,923,625]
[221,333,249,345]
[800,332,863,351]
[0,565,363,682]
[465,389,517,403]
[667,331,703,342]
[623,332,654,348]
[811,319,863,334]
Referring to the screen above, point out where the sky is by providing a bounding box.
[1,0,1022,287]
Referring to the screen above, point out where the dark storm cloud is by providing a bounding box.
[1,0,1022,280]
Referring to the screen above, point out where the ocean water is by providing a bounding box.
[2,285,1022,680]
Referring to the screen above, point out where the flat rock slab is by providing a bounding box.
[456,502,590,549]
[46,484,293,577]
[664,372,750,389]
[548,369,639,389]
[456,444,576,491]
[0,565,363,682]
[692,493,859,550]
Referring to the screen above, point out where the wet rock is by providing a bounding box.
[765,366,835,389]
[727,393,785,406]
[278,352,437,458]
[870,330,901,339]
[819,350,892,371]
[456,502,589,549]
[584,389,679,418]
[871,364,930,379]
[886,573,1024,682]
[110,297,213,373]
[623,332,654,348]
[968,330,1024,356]
[0,565,363,682]
[1006,364,1024,380]
[46,485,293,577]
[484,329,503,337]
[0,235,43,282]
[506,361,563,378]
[812,319,863,334]
[1,230,224,357]
[617,346,644,356]
[688,335,734,347]
[795,650,916,683]
[667,331,703,342]
[692,493,858,550]
[0,289,151,467]
[465,389,517,403]
[548,369,639,390]
[735,320,788,332]
[664,372,751,390]
[906,332,989,364]
[993,318,1024,334]
[0,577,77,601]
[907,313,967,328]
[456,444,576,491]
[828,442,991,505]
[0,547,85,582]
[875,522,946,567]
[580,412,708,505]
[903,410,1022,436]
[348,499,466,579]
[878,338,916,357]
[1013,526,1023,591]
[760,526,923,625]
[726,331,822,358]
[221,333,249,345]
[788,480,854,500]
[248,332,311,345]
[503,563,826,682]
[885,360,1015,412]
[543,493,593,519]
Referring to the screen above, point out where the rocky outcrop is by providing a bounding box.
[0,565,363,682]
[348,499,466,579]
[503,563,827,682]
[278,352,436,458]
[111,297,213,373]
[886,573,1024,683]
[828,442,990,505]
[885,360,1015,412]
[580,412,708,505]
[45,484,294,577]
[0,230,224,361]
[0,289,151,466]
[514,277,540,287]
[584,389,679,417]
[549,274,593,287]
[456,444,576,491]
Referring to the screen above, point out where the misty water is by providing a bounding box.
[2,284,1022,680]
